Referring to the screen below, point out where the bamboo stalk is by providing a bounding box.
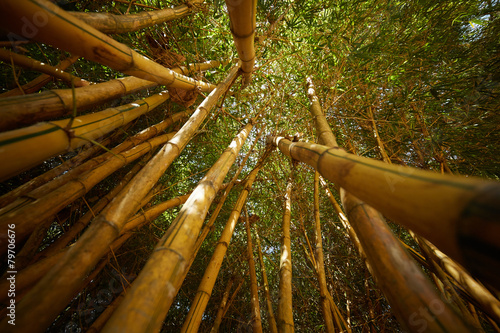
[277,167,295,333]
[0,54,79,98]
[244,207,264,333]
[68,0,204,34]
[255,230,278,333]
[0,0,216,92]
[0,60,221,131]
[313,172,336,333]
[181,148,269,333]
[268,136,500,290]
[225,0,256,85]
[102,122,254,332]
[0,91,170,181]
[0,48,89,88]
[211,276,243,333]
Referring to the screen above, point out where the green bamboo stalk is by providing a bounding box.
[0,0,216,92]
[0,91,170,181]
[102,122,254,332]
[68,0,204,34]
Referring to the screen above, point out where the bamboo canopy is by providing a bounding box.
[225,0,256,85]
[68,0,204,34]
[0,0,216,92]
[268,136,500,290]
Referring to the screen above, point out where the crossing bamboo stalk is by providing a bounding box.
[225,0,256,85]
[255,231,278,333]
[0,0,216,92]
[181,148,269,333]
[244,207,264,333]
[277,167,295,333]
[0,54,79,98]
[102,121,254,332]
[0,60,221,131]
[0,90,170,182]
[68,0,204,34]
[0,48,90,88]
[210,276,242,333]
[0,64,238,332]
[313,172,336,333]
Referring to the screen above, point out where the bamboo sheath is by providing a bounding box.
[102,122,254,333]
[0,0,216,92]
[68,0,204,34]
[0,131,176,259]
[181,151,268,333]
[0,90,169,181]
[0,48,89,87]
[269,136,500,290]
[277,168,295,333]
[225,0,256,85]
[0,55,79,98]
[0,65,240,333]
[0,60,221,131]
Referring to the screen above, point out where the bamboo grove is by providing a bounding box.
[0,0,499,332]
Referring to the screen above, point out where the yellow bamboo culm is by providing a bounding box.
[269,136,500,292]
[0,0,216,92]
[0,91,169,181]
[225,0,256,85]
[68,0,205,34]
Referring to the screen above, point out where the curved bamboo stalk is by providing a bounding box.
[0,54,79,98]
[0,48,90,87]
[244,208,264,333]
[277,167,295,333]
[225,0,256,85]
[0,91,169,181]
[181,148,269,333]
[102,122,254,332]
[255,231,278,333]
[68,0,204,34]
[0,65,240,333]
[268,136,500,291]
[313,172,336,333]
[0,0,216,92]
[0,60,221,131]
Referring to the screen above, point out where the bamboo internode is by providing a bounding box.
[269,136,500,290]
[0,0,216,92]
[0,91,169,181]
[68,0,204,34]
[225,0,256,85]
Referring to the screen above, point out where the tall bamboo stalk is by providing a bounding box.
[244,207,264,333]
[0,65,240,333]
[0,91,170,181]
[313,172,335,333]
[68,0,204,34]
[181,148,269,333]
[256,231,278,333]
[0,48,89,87]
[268,135,500,290]
[102,122,254,332]
[0,60,221,131]
[0,0,216,91]
[277,167,295,333]
[225,0,256,85]
[211,276,244,333]
[0,54,79,98]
